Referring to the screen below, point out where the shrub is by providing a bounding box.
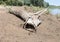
[0,0,49,7]
[24,0,31,6]
[0,0,23,6]
[5,0,23,6]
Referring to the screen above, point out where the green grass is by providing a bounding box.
[49,5,60,9]
[30,6,44,12]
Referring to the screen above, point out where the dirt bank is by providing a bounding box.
[0,6,60,42]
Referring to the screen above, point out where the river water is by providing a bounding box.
[49,8,60,15]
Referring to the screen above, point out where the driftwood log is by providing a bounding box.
[9,7,48,31]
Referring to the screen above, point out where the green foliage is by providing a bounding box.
[0,0,23,6]
[43,1,49,8]
[0,0,49,7]
[24,0,31,6]
[0,0,5,4]
[30,0,44,7]
[6,0,23,6]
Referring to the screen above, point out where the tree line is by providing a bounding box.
[0,0,49,7]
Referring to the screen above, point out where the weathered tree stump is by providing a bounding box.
[9,7,48,32]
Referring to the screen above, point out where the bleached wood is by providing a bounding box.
[9,8,47,30]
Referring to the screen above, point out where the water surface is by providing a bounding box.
[49,8,60,15]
